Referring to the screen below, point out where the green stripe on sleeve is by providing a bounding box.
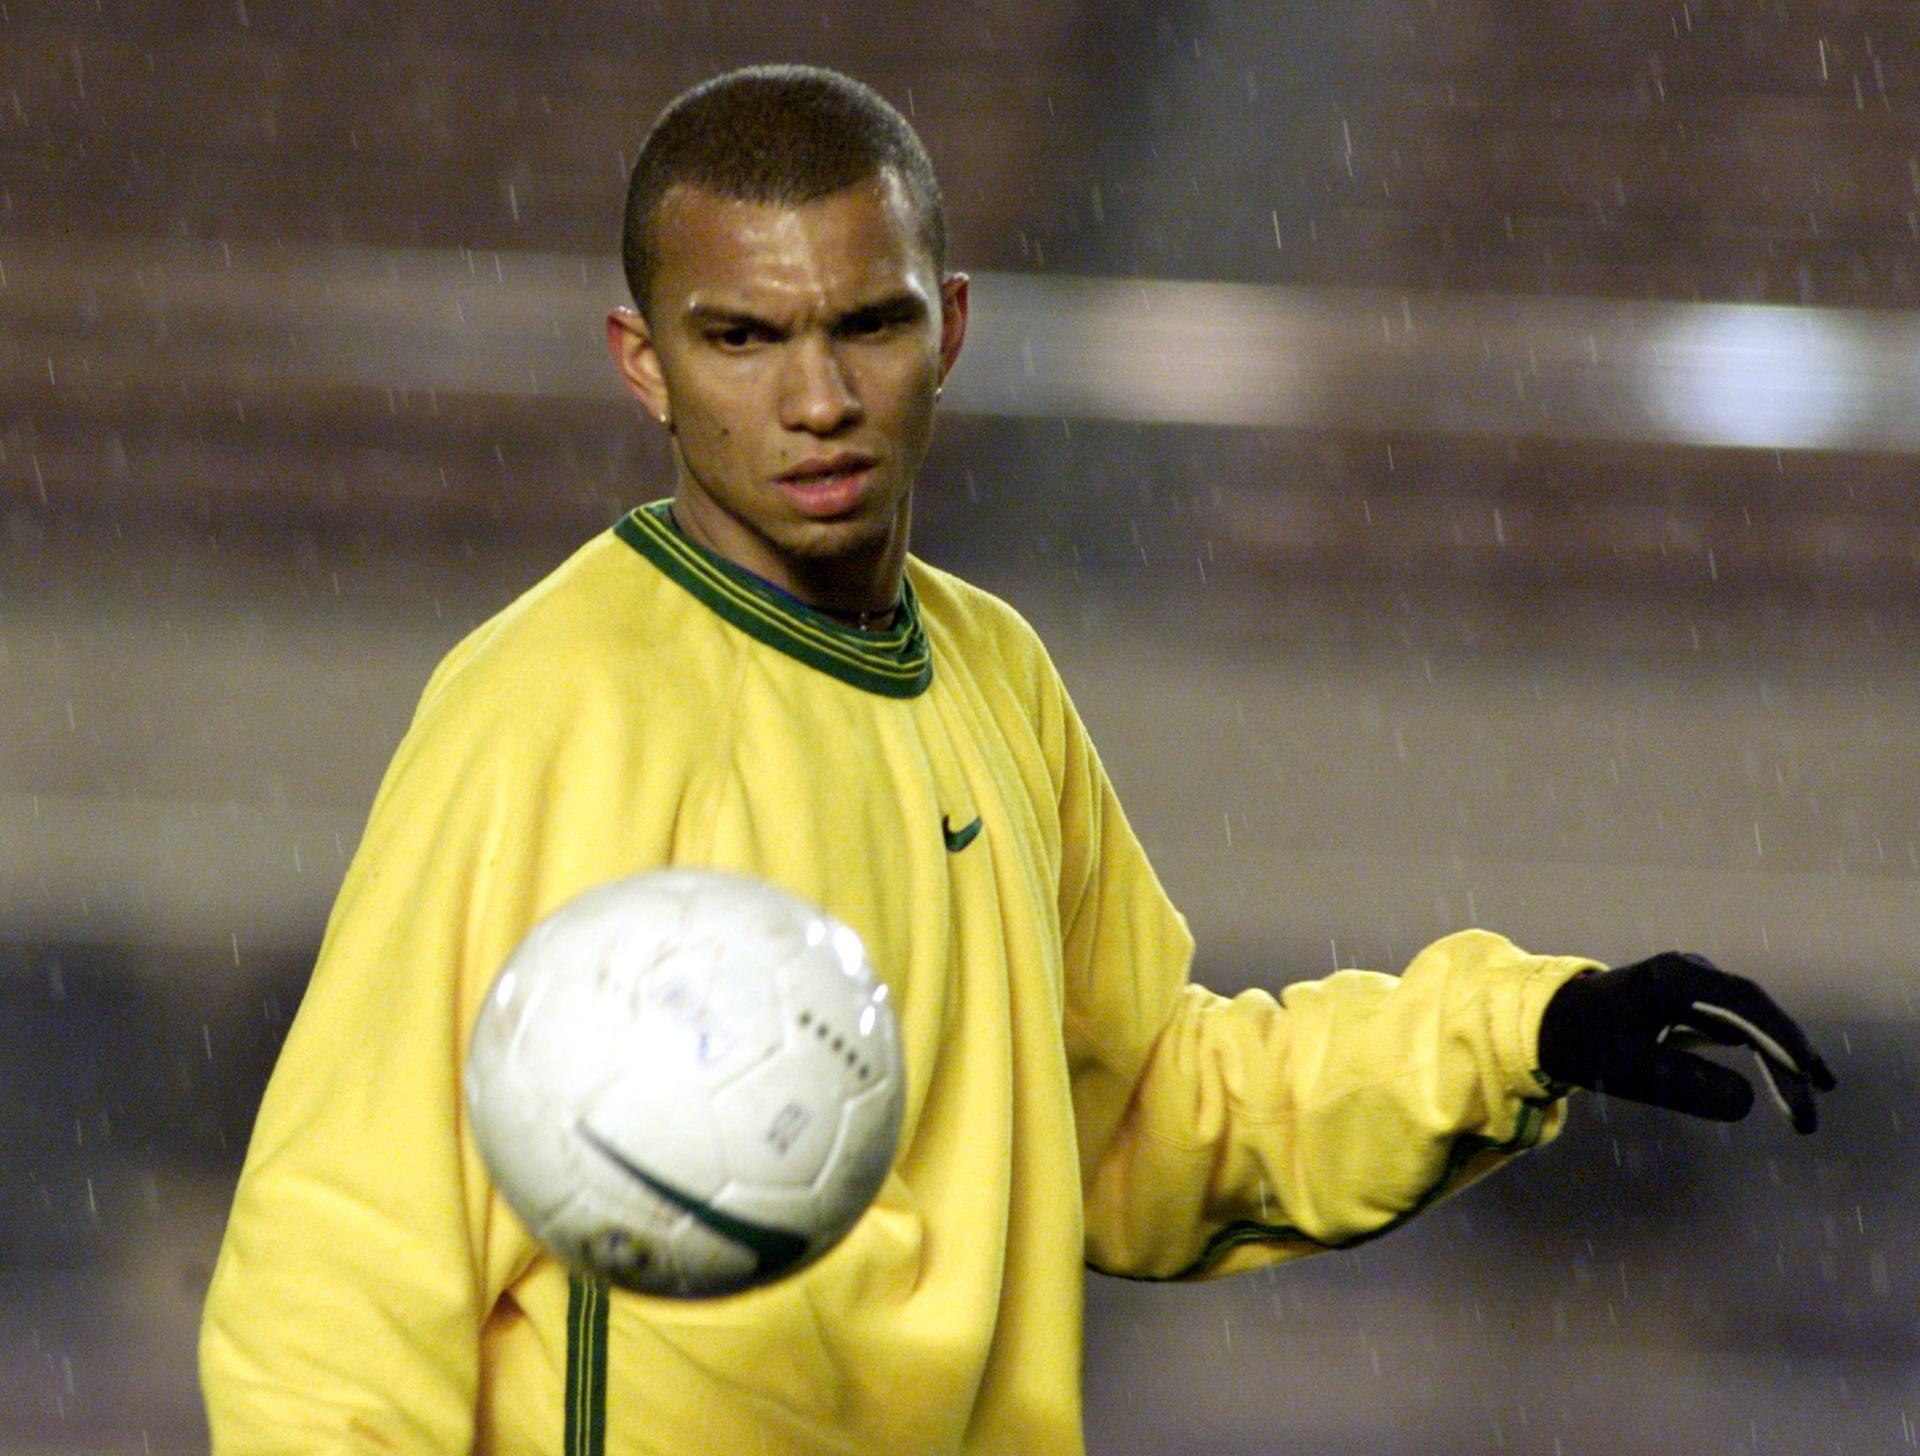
[1160,1100,1556,1281]
[565,1272,609,1456]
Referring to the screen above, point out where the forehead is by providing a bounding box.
[649,174,935,316]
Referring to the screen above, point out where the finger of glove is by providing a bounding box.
[1658,1023,1744,1053]
[1592,1046,1755,1123]
[1657,1025,1821,1133]
[1744,1049,1821,1134]
[1666,961,1836,1091]
[1658,1006,1820,1137]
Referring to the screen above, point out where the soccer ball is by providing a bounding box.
[464,868,905,1298]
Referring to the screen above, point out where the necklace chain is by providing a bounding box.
[832,605,895,632]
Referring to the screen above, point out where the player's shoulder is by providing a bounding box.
[905,557,1075,732]
[417,523,676,723]
[907,556,1053,668]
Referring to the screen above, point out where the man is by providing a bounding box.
[199,65,1833,1454]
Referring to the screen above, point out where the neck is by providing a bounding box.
[815,600,898,632]
[666,498,906,630]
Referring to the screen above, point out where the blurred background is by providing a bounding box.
[3,1,1918,1451]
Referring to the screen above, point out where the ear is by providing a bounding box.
[936,273,970,386]
[606,306,672,429]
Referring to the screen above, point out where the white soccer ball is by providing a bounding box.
[464,868,905,1298]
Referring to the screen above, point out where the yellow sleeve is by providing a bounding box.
[1046,673,1596,1281]
[198,641,553,1451]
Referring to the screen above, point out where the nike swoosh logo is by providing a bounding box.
[576,1121,810,1280]
[942,814,983,853]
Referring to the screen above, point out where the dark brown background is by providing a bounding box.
[3,3,1916,1451]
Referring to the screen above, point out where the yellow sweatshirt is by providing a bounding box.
[200,502,1593,1454]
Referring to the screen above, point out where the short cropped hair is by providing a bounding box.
[621,65,946,317]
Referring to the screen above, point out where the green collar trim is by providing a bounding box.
[613,501,933,699]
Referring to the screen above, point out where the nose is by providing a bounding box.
[778,334,863,435]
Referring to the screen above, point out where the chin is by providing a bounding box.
[785,500,905,558]
[782,526,886,568]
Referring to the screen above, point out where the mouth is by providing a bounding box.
[776,453,880,519]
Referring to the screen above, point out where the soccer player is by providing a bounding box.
[198,65,1835,1454]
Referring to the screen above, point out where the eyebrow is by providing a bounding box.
[686,303,774,330]
[835,293,929,331]
[685,291,929,334]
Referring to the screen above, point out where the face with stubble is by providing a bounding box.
[607,170,969,618]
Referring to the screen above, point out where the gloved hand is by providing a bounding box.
[1537,951,1836,1133]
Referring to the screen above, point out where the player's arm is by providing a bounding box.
[1087,943,1836,1280]
[1067,855,1589,1280]
[1033,672,1571,1280]
[1050,679,1833,1280]
[198,659,549,1450]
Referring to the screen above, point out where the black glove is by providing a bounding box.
[1537,951,1836,1133]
